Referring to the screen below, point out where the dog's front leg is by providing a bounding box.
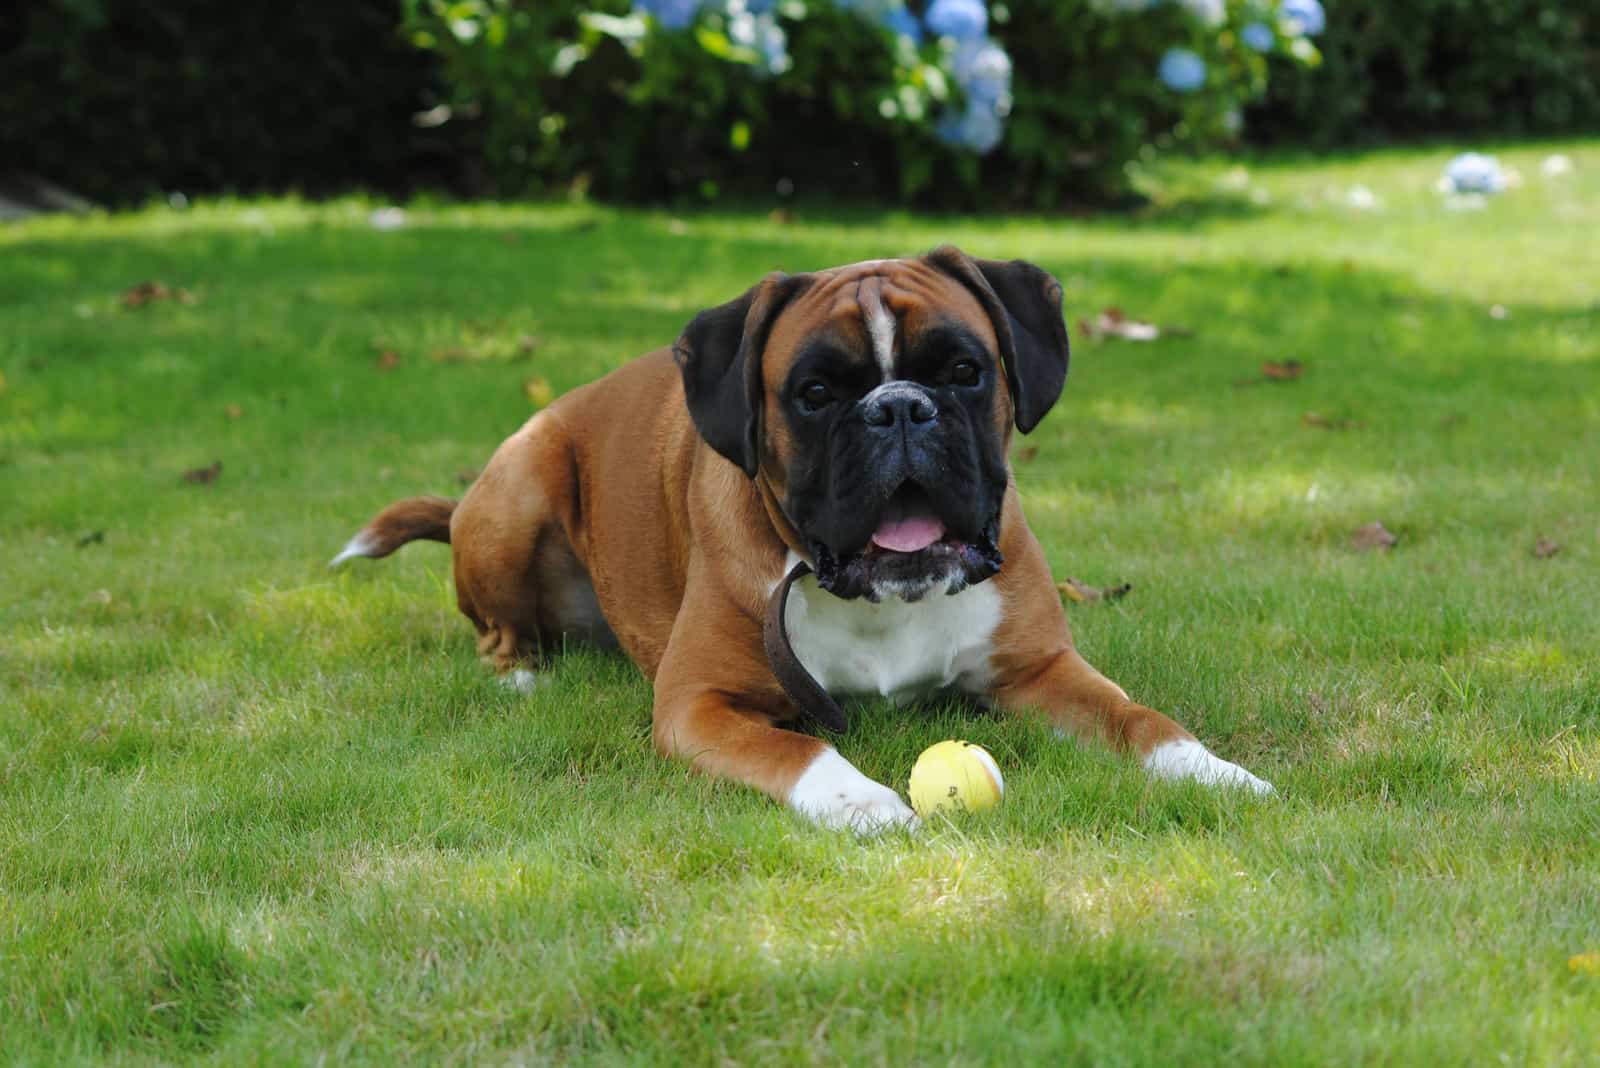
[989,645,1273,795]
[651,598,917,833]
[985,531,1273,794]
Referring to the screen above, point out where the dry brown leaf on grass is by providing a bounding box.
[223,403,243,420]
[1057,578,1133,604]
[122,281,196,308]
[1078,307,1188,343]
[1013,445,1039,464]
[1351,521,1397,552]
[374,349,402,371]
[182,461,222,485]
[1234,359,1305,387]
[1533,537,1561,559]
[1301,411,1363,431]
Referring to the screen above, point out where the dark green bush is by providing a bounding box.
[0,0,456,205]
[1247,0,1600,145]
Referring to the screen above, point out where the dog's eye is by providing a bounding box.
[950,359,982,387]
[798,380,834,412]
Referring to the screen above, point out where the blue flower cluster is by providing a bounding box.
[1151,0,1325,93]
[633,0,702,31]
[917,1,1015,155]
[637,0,1014,155]
[633,0,791,74]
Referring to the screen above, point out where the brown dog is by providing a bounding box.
[334,247,1272,829]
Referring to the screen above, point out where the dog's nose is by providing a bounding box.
[863,386,938,429]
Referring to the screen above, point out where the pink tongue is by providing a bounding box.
[871,515,945,553]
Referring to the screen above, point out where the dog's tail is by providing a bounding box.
[330,495,457,567]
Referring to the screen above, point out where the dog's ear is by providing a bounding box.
[925,246,1069,434]
[674,272,812,476]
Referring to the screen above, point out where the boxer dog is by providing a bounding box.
[333,247,1273,830]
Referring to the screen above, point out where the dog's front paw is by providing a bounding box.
[789,749,920,833]
[1145,739,1276,796]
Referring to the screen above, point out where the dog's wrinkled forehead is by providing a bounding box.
[761,258,998,390]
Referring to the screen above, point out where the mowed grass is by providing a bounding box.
[3,141,1598,1064]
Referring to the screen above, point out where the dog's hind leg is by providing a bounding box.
[451,412,601,690]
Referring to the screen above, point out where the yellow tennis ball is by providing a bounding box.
[908,740,1004,818]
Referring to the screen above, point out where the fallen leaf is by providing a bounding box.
[1261,359,1304,381]
[1351,521,1397,552]
[76,530,105,549]
[1571,952,1600,976]
[121,281,195,308]
[768,208,796,225]
[375,350,402,371]
[1302,412,1362,431]
[182,461,222,485]
[429,346,469,364]
[1057,578,1133,604]
[122,281,167,306]
[456,467,481,486]
[1078,306,1177,343]
[1014,445,1039,463]
[524,377,555,408]
[223,403,243,420]
[1534,537,1561,559]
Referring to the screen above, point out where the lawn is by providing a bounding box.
[3,142,1598,1064]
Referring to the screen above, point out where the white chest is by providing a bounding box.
[782,573,1002,703]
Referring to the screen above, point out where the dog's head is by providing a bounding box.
[674,246,1069,602]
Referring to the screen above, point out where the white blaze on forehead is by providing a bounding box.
[857,277,896,379]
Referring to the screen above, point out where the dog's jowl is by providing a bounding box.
[335,246,1273,831]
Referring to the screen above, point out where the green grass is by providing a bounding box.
[3,141,1599,1064]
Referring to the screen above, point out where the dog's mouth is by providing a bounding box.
[868,483,947,554]
[811,483,1002,602]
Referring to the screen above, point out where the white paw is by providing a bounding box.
[789,749,920,834]
[1145,739,1276,796]
[500,668,543,695]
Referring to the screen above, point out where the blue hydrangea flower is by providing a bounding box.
[936,103,1004,154]
[1157,48,1206,92]
[1241,21,1275,52]
[1444,153,1506,195]
[882,6,923,43]
[1280,0,1325,37]
[634,0,702,31]
[951,39,1011,108]
[925,0,987,42]
[728,9,791,74]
